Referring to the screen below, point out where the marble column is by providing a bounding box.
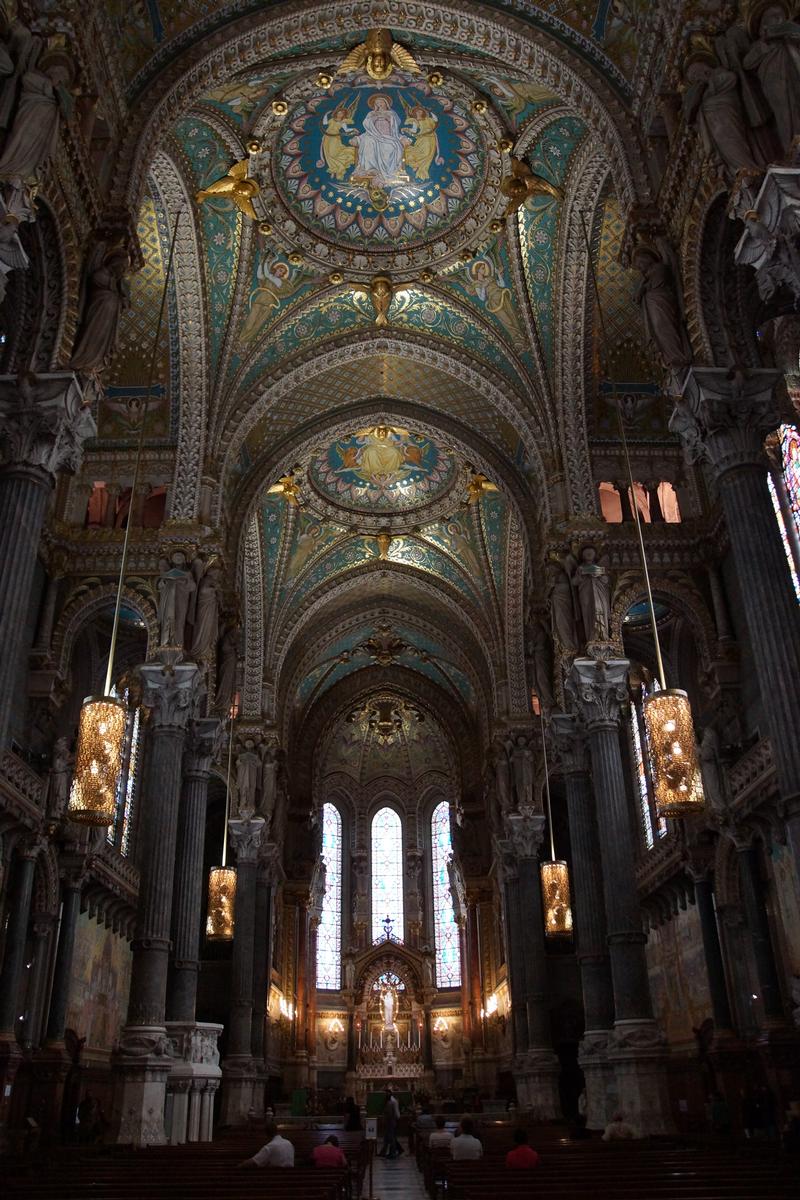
[293,897,309,1066]
[167,718,220,1023]
[31,554,65,661]
[494,839,528,1058]
[673,370,800,875]
[691,873,734,1032]
[552,713,615,1127]
[219,817,265,1127]
[0,841,39,1129]
[0,373,94,749]
[569,657,673,1134]
[503,810,560,1118]
[113,661,201,1146]
[736,842,784,1022]
[45,864,85,1044]
[465,892,485,1051]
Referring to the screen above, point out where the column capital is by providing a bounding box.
[550,712,590,775]
[567,657,630,731]
[670,368,786,479]
[184,717,222,777]
[503,808,546,861]
[0,372,96,480]
[138,662,202,732]
[228,817,265,864]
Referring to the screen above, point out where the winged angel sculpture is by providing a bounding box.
[196,159,260,220]
[501,156,561,217]
[336,28,421,80]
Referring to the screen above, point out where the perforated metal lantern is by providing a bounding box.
[643,688,705,817]
[206,866,237,941]
[67,695,127,825]
[540,859,573,938]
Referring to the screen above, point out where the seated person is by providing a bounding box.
[602,1111,638,1141]
[312,1134,347,1168]
[415,1104,436,1132]
[238,1119,295,1167]
[506,1127,540,1168]
[428,1115,453,1150]
[451,1117,483,1160]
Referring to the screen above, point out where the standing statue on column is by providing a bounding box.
[69,239,130,374]
[157,551,197,648]
[526,611,555,711]
[511,735,535,810]
[682,36,768,179]
[0,46,73,186]
[190,558,222,662]
[545,555,579,655]
[743,4,800,155]
[46,735,71,819]
[235,738,261,819]
[260,743,278,826]
[632,241,692,370]
[571,545,611,645]
[699,726,728,815]
[0,16,36,134]
[493,737,513,814]
[214,621,239,712]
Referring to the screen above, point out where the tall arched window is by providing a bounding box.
[768,424,800,601]
[431,801,461,988]
[316,803,342,989]
[107,687,141,858]
[371,807,404,943]
[629,683,667,851]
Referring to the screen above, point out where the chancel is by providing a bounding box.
[1,2,800,1197]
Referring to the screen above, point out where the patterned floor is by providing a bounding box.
[362,1141,427,1198]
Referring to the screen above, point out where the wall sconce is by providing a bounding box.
[433,1016,448,1034]
[329,1017,344,1034]
[279,995,295,1020]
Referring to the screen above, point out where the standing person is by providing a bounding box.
[344,1095,361,1131]
[506,1128,541,1168]
[238,1119,295,1167]
[379,1087,402,1158]
[451,1117,483,1160]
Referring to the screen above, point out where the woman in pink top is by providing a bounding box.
[312,1135,347,1168]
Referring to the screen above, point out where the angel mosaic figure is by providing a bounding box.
[240,254,306,343]
[320,101,358,179]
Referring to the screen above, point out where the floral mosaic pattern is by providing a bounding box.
[309,427,456,514]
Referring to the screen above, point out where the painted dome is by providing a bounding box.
[308,425,457,515]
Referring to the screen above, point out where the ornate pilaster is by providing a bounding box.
[113,662,201,1147]
[0,373,94,748]
[167,718,221,1023]
[552,713,615,1128]
[672,369,800,876]
[219,817,265,1127]
[568,658,673,1134]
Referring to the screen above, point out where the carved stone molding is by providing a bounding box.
[567,657,630,731]
[0,372,95,481]
[672,368,786,479]
[503,808,546,861]
[138,663,202,731]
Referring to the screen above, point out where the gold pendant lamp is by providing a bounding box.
[68,211,184,824]
[206,708,237,941]
[534,696,573,938]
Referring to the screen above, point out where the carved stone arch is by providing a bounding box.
[31,841,60,917]
[149,150,210,522]
[695,192,761,369]
[681,179,726,365]
[610,575,716,674]
[713,833,741,908]
[556,145,611,516]
[1,196,69,374]
[218,339,551,527]
[116,1,650,216]
[52,584,158,679]
[355,944,425,1005]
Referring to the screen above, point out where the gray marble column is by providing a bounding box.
[673,370,800,873]
[167,718,220,1023]
[45,862,85,1044]
[251,844,279,1063]
[0,843,38,1035]
[737,842,784,1022]
[494,839,528,1056]
[113,661,201,1147]
[568,657,673,1134]
[220,817,265,1127]
[691,873,734,1032]
[552,714,615,1126]
[0,374,94,748]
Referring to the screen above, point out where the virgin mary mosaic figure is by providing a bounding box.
[351,94,408,187]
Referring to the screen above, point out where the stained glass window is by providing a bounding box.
[769,424,800,602]
[107,688,140,858]
[431,801,461,988]
[371,806,404,943]
[630,687,667,851]
[316,803,342,990]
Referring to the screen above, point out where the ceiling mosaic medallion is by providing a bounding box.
[309,425,457,515]
[271,74,494,267]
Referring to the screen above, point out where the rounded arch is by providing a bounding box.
[1,196,70,375]
[52,584,158,680]
[610,575,717,674]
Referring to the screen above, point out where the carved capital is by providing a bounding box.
[567,658,630,730]
[257,840,282,885]
[503,808,546,860]
[184,717,222,777]
[138,663,202,732]
[550,712,590,775]
[493,836,517,882]
[671,368,786,478]
[0,372,95,479]
[228,817,265,864]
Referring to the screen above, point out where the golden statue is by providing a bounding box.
[376,529,393,560]
[196,159,260,220]
[337,28,421,80]
[370,274,393,326]
[501,156,561,217]
[267,472,301,504]
[466,471,499,504]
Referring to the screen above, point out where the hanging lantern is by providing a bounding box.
[643,689,705,817]
[540,859,573,938]
[67,695,127,825]
[206,865,237,941]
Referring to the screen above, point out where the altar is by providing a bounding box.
[350,965,431,1101]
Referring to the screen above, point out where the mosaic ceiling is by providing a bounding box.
[322,693,452,785]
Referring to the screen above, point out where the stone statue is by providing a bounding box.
[699,726,728,815]
[214,622,239,711]
[683,43,768,179]
[545,557,579,654]
[156,551,197,648]
[526,614,555,711]
[0,198,27,303]
[260,744,278,824]
[46,735,71,818]
[235,738,260,819]
[382,985,396,1029]
[743,5,800,155]
[0,46,73,184]
[493,738,512,813]
[69,241,130,374]
[632,242,692,369]
[511,735,534,810]
[190,559,222,661]
[0,18,36,134]
[571,545,611,645]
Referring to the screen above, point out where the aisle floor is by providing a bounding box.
[362,1141,427,1199]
